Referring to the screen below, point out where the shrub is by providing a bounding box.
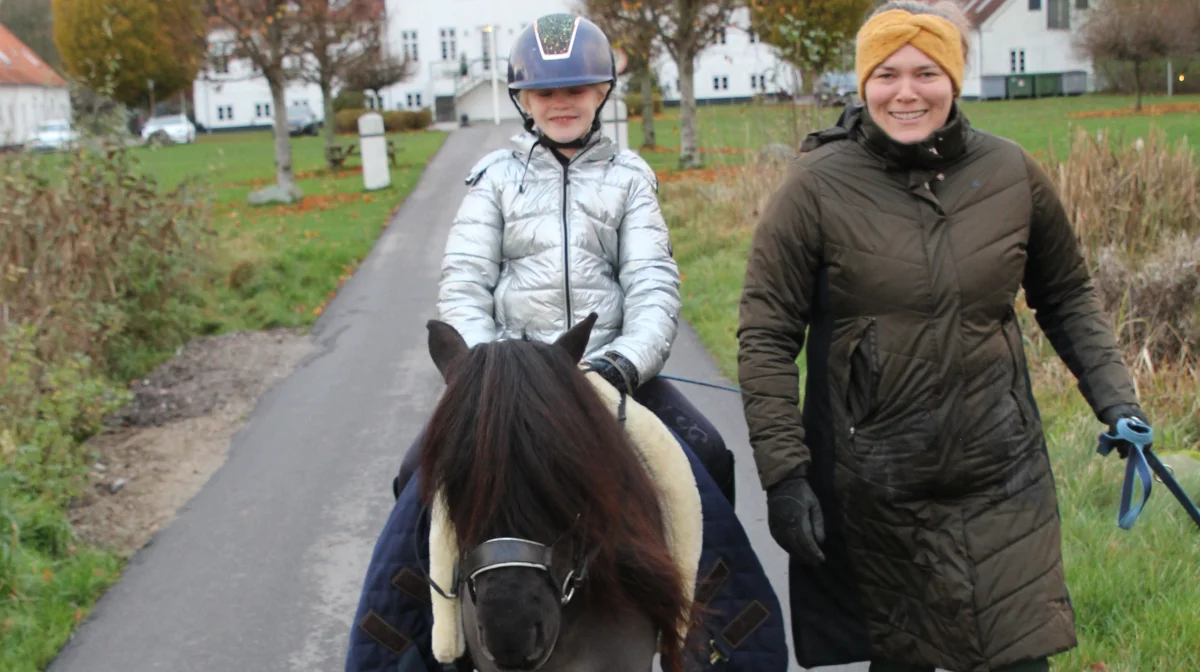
[333,90,366,112]
[1043,127,1200,366]
[0,145,214,378]
[625,91,664,118]
[335,108,434,134]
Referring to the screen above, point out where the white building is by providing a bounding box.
[190,0,1099,133]
[191,27,326,132]
[961,0,1097,99]
[0,22,72,148]
[653,8,793,107]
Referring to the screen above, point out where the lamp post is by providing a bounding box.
[486,25,500,125]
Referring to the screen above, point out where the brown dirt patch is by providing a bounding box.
[69,328,314,558]
[1067,102,1200,119]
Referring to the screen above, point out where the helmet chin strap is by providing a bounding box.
[511,84,614,151]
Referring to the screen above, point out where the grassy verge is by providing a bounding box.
[1,128,446,671]
[114,130,448,378]
[658,94,1200,670]
[630,93,1200,173]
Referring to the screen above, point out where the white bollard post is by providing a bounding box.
[606,95,632,155]
[358,112,390,191]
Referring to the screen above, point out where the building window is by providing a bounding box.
[713,76,719,90]
[217,105,233,121]
[406,93,413,107]
[1010,49,1026,73]
[751,74,757,89]
[255,103,272,118]
[212,42,231,74]
[1029,0,1041,9]
[713,76,728,91]
[481,28,492,71]
[722,76,728,90]
[401,30,419,61]
[440,28,457,60]
[1047,0,1069,28]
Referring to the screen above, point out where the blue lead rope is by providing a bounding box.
[1097,417,1200,531]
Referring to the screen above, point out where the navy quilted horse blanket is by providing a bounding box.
[344,435,789,671]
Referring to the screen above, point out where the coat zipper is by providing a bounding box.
[561,161,573,328]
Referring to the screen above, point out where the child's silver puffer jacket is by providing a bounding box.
[437,131,681,383]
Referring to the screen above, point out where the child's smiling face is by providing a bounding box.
[522,84,608,144]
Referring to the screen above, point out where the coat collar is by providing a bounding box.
[511,130,618,168]
[800,103,970,173]
[857,102,969,171]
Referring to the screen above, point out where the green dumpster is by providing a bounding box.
[1034,72,1063,98]
[1006,74,1033,98]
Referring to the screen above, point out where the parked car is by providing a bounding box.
[141,114,196,144]
[285,104,321,136]
[815,72,858,107]
[27,119,78,152]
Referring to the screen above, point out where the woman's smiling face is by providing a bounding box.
[864,44,955,144]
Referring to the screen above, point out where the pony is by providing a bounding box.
[419,313,696,671]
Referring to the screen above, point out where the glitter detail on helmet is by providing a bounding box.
[534,13,580,61]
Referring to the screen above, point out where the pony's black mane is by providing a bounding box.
[417,335,694,668]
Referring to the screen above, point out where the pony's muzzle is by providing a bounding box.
[478,621,551,671]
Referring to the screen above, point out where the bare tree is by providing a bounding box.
[1076,0,1192,110]
[581,0,663,148]
[206,0,304,201]
[340,47,412,95]
[749,0,871,144]
[645,0,741,169]
[291,0,395,168]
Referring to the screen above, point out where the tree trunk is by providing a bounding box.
[677,53,701,170]
[321,71,338,170]
[640,70,656,148]
[269,76,299,195]
[1133,60,1143,111]
[802,67,821,135]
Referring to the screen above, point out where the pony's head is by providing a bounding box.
[420,314,691,671]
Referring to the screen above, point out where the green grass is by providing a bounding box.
[1,128,446,671]
[631,93,1200,173]
[657,92,1200,670]
[110,130,448,377]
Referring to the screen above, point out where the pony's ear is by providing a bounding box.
[554,312,598,364]
[427,320,468,381]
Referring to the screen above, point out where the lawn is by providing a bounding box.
[111,129,449,376]
[630,93,1200,173]
[653,92,1200,671]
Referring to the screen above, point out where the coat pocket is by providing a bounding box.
[845,317,879,429]
[1001,309,1032,429]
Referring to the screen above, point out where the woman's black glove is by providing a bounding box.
[583,351,640,395]
[766,470,826,565]
[1099,403,1151,459]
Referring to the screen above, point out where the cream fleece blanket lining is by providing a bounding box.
[428,371,704,662]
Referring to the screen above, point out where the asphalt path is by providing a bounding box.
[46,121,865,672]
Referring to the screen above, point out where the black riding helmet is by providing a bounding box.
[507,13,616,149]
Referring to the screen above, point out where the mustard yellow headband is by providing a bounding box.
[856,9,964,97]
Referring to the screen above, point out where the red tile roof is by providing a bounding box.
[0,22,67,87]
[961,0,1009,27]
